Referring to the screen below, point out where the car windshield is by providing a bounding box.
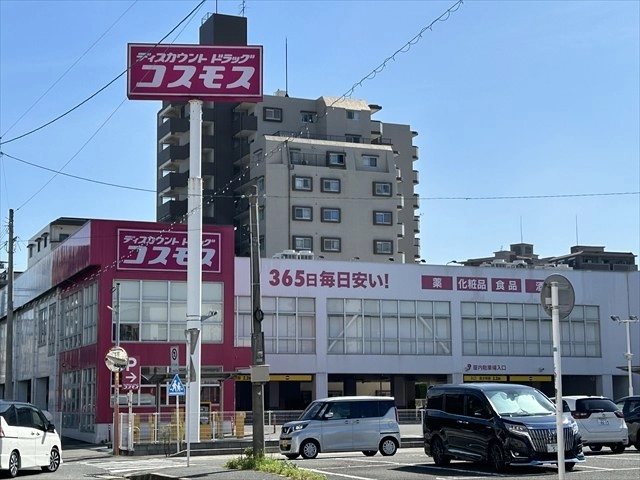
[297,401,326,421]
[486,387,555,416]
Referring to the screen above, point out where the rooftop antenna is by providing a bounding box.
[519,216,523,243]
[285,37,289,97]
[239,0,246,16]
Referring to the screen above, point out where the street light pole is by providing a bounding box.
[611,315,639,397]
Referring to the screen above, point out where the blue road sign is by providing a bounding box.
[168,374,185,396]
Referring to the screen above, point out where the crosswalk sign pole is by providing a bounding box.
[175,394,179,455]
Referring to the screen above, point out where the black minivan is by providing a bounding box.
[422,383,585,472]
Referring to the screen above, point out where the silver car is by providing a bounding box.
[279,396,400,459]
[562,395,628,453]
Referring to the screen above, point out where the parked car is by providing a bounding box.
[279,396,400,459]
[0,400,62,478]
[615,395,640,450]
[561,396,628,453]
[422,383,584,472]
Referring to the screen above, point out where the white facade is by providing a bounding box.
[234,257,639,402]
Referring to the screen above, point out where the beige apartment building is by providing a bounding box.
[155,13,420,263]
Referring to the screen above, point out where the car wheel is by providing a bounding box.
[41,447,61,473]
[431,437,450,466]
[488,442,508,473]
[565,462,576,471]
[8,450,19,478]
[284,453,299,460]
[380,437,398,456]
[300,439,319,459]
[610,443,625,454]
[589,445,603,452]
[362,450,377,456]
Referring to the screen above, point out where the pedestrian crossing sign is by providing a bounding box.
[168,374,185,396]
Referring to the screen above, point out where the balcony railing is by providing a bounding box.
[271,130,392,145]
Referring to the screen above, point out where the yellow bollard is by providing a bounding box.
[235,412,246,438]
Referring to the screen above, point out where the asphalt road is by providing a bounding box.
[32,444,639,480]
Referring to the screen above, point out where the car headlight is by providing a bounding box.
[506,423,529,435]
[570,420,579,434]
[293,424,307,431]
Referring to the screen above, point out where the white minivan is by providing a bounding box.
[279,396,401,459]
[0,400,62,478]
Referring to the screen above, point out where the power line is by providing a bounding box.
[0,152,154,193]
[0,0,206,146]
[1,1,139,139]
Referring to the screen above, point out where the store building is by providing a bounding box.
[1,218,638,443]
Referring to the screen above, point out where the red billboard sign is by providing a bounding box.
[127,43,263,101]
[117,228,221,272]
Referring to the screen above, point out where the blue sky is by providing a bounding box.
[0,0,638,271]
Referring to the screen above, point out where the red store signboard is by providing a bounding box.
[127,43,263,101]
[117,229,221,272]
[422,275,543,293]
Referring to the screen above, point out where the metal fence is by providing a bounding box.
[110,408,423,450]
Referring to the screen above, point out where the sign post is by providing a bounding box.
[168,374,185,455]
[541,274,575,480]
[104,346,129,456]
[126,40,263,462]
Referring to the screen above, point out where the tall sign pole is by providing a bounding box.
[186,99,204,446]
[250,186,266,455]
[541,274,575,480]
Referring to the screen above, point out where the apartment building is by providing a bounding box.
[155,13,420,263]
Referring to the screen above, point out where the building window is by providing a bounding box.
[322,237,341,252]
[263,107,282,122]
[373,182,392,196]
[327,152,346,167]
[83,282,98,345]
[327,299,452,355]
[321,178,341,193]
[322,208,341,223]
[115,280,223,343]
[374,211,393,225]
[374,239,393,255]
[292,176,312,191]
[362,155,378,167]
[345,134,361,143]
[293,236,312,251]
[235,296,316,354]
[38,307,48,347]
[257,177,265,192]
[346,110,360,120]
[292,206,312,221]
[300,111,315,123]
[461,302,600,357]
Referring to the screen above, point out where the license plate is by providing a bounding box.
[598,419,609,425]
[547,444,558,453]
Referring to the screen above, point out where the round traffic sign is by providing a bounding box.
[540,274,575,319]
[104,346,129,373]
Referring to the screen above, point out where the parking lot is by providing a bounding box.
[293,447,640,480]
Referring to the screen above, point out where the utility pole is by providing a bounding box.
[113,283,121,456]
[5,209,15,400]
[250,186,266,456]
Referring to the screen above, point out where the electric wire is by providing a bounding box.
[0,1,139,139]
[0,0,206,146]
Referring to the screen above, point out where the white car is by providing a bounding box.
[0,400,62,477]
[562,396,628,453]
